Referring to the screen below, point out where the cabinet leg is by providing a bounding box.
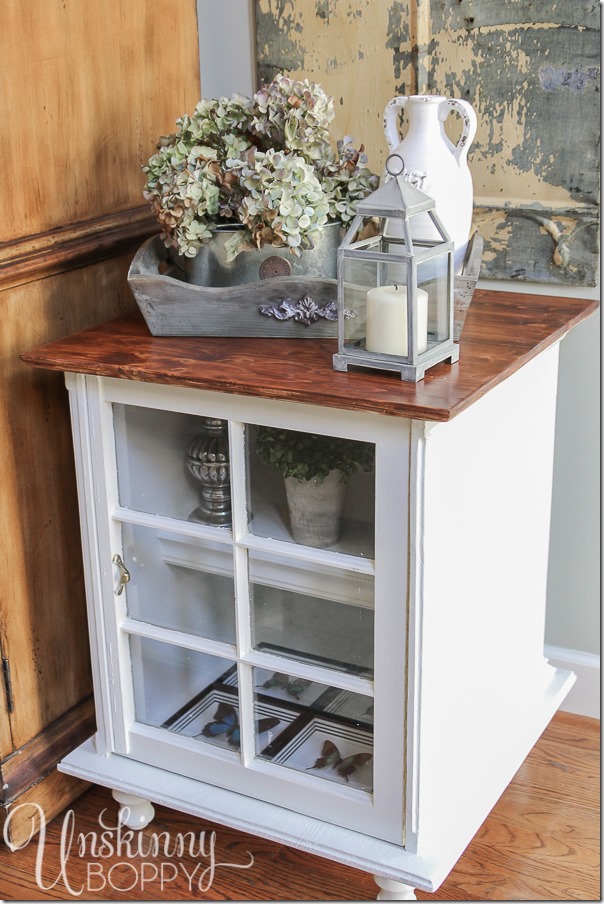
[374,875,417,900]
[112,790,155,830]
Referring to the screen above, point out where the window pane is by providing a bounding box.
[114,405,231,525]
[122,524,236,644]
[250,551,374,678]
[253,667,374,793]
[129,636,236,740]
[246,425,375,558]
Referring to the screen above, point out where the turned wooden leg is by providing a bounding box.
[112,790,155,830]
[374,875,417,900]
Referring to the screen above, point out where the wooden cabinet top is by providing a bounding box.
[22,290,597,422]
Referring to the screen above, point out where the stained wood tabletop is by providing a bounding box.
[21,289,597,421]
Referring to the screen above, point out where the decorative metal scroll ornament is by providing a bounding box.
[259,296,355,327]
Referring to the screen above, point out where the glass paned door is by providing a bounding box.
[113,404,232,525]
[97,383,405,843]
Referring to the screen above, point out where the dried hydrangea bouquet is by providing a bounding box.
[143,74,378,263]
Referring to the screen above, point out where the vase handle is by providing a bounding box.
[442,98,477,164]
[383,96,409,152]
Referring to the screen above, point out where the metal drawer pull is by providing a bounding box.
[112,554,131,595]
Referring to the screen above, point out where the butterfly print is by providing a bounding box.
[201,702,279,749]
[308,739,373,781]
[260,672,312,699]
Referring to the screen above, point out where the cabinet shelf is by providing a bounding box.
[121,616,237,661]
[157,532,374,608]
[247,493,375,561]
[113,506,233,543]
[122,612,374,697]
[244,646,374,694]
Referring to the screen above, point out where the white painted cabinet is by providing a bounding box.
[57,341,574,898]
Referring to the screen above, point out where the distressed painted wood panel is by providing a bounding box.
[426,0,599,285]
[255,0,414,168]
[255,0,599,286]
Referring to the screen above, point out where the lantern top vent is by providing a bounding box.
[355,154,436,220]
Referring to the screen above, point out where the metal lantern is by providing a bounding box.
[333,153,459,382]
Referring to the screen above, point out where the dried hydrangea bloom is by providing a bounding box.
[319,136,380,224]
[252,74,335,162]
[142,75,377,259]
[226,149,330,260]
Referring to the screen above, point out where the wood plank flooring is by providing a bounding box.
[0,712,599,901]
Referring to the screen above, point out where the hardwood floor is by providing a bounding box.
[0,712,598,901]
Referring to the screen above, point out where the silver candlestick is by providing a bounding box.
[185,418,231,525]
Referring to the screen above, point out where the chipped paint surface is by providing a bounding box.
[539,65,598,92]
[255,0,599,285]
[256,0,413,168]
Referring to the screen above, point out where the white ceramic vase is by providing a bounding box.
[383,94,477,273]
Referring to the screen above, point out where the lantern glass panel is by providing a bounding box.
[341,244,430,360]
[416,250,453,348]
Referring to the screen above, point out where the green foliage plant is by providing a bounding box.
[255,427,374,484]
[143,74,378,261]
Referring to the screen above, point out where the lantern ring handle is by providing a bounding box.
[385,153,406,177]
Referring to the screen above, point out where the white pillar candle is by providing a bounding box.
[365,284,429,356]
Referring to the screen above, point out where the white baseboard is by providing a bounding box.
[544,644,600,719]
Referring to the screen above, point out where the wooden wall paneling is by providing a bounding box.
[0,208,159,292]
[0,640,13,760]
[0,697,95,806]
[1,0,201,243]
[0,771,92,853]
[0,258,138,752]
